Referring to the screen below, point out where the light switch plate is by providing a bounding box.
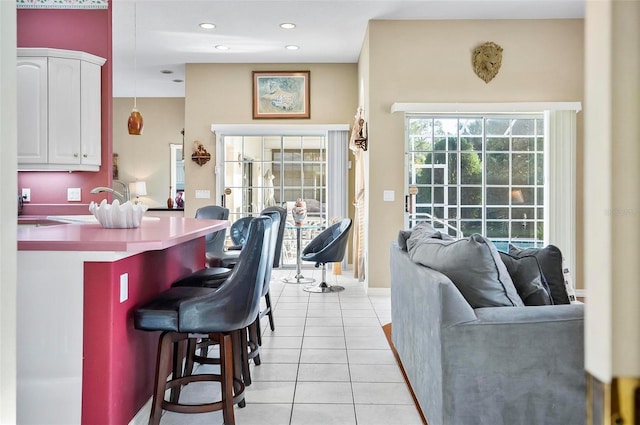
[195,189,211,199]
[119,273,128,303]
[67,188,81,201]
[383,190,395,202]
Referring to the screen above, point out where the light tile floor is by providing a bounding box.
[160,268,424,425]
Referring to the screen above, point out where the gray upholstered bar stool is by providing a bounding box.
[172,205,233,289]
[176,212,281,384]
[255,206,286,331]
[199,205,240,269]
[246,209,281,365]
[302,218,352,293]
[133,216,271,425]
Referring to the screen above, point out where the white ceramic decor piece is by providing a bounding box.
[291,198,307,226]
[89,199,148,228]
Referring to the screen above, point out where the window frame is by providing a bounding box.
[394,102,580,278]
[406,113,546,250]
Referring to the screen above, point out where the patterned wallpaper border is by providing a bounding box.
[17,0,108,9]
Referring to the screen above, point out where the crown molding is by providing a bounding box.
[17,0,107,9]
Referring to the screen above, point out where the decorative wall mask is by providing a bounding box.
[472,41,503,83]
[191,140,211,166]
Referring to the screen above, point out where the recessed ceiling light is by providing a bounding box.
[285,45,299,50]
[280,23,296,29]
[173,79,184,83]
[199,23,215,29]
[160,70,174,74]
[215,45,229,51]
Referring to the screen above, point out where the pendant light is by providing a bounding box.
[127,1,143,135]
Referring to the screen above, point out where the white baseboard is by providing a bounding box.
[574,288,586,298]
[129,397,152,425]
[366,287,391,296]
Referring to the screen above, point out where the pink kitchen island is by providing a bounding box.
[17,216,228,425]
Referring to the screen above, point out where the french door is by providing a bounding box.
[213,125,349,267]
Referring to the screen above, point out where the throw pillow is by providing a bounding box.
[562,264,578,303]
[408,233,524,308]
[509,244,570,305]
[404,222,454,252]
[499,252,553,306]
[397,230,413,251]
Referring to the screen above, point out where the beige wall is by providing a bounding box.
[362,19,584,288]
[183,63,358,217]
[584,0,640,381]
[113,97,185,208]
[113,21,585,293]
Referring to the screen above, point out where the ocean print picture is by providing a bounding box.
[253,71,310,119]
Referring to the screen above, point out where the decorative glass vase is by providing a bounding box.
[167,186,174,209]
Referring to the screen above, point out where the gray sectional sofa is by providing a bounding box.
[390,241,586,425]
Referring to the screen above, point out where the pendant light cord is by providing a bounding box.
[133,1,137,109]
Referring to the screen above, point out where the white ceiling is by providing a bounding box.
[112,0,585,98]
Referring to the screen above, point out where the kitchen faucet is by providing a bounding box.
[90,180,130,203]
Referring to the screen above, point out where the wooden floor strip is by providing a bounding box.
[382,323,429,425]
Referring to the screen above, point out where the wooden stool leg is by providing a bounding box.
[170,339,185,403]
[265,291,275,331]
[150,332,174,425]
[241,327,251,385]
[256,314,263,347]
[183,338,197,378]
[219,333,236,425]
[248,319,261,366]
[231,330,247,408]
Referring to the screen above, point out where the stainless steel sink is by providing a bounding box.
[17,218,67,227]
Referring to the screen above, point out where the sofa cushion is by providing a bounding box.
[408,233,524,308]
[400,222,454,251]
[509,244,570,305]
[499,252,553,306]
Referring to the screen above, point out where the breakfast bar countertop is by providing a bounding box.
[17,215,228,252]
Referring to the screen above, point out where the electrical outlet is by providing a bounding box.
[119,273,128,303]
[67,188,81,202]
[22,188,30,202]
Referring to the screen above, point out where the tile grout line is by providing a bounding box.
[288,282,311,425]
[339,288,360,425]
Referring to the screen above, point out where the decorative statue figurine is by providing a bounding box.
[174,191,184,208]
[291,198,307,226]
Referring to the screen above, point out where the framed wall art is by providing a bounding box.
[252,71,310,119]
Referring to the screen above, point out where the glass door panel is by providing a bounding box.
[221,134,327,266]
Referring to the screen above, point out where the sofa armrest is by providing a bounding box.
[472,303,584,325]
[390,242,477,425]
[441,303,585,425]
[390,241,585,425]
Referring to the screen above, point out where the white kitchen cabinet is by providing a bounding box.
[17,48,106,171]
[16,57,48,164]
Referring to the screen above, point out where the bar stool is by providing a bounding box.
[258,206,287,332]
[247,210,281,365]
[176,212,281,384]
[302,218,352,293]
[199,204,240,269]
[133,216,271,425]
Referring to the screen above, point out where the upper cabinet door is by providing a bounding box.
[80,61,102,166]
[17,48,105,171]
[47,57,81,165]
[17,58,48,164]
